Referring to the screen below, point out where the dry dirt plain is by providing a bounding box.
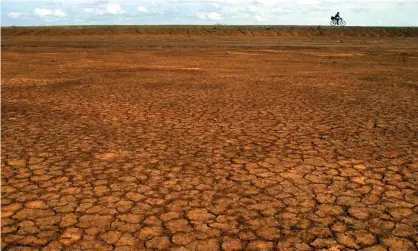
[1,27,418,251]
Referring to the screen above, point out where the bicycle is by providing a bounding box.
[330,18,346,26]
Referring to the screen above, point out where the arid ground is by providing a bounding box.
[1,26,418,251]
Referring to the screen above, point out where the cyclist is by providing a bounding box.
[334,12,341,25]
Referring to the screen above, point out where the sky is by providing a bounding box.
[1,0,418,27]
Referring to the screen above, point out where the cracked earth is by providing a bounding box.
[1,35,418,250]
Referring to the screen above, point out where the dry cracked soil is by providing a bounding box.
[1,33,418,251]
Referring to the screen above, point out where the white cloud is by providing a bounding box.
[248,6,258,13]
[212,3,221,8]
[207,12,222,21]
[250,0,264,5]
[296,0,320,4]
[106,3,124,14]
[150,8,165,14]
[137,6,149,13]
[34,8,66,18]
[3,0,418,26]
[34,8,53,17]
[83,3,125,15]
[197,12,222,21]
[54,10,67,17]
[8,12,24,18]
[254,15,263,21]
[3,0,418,3]
[83,8,94,13]
[273,7,294,14]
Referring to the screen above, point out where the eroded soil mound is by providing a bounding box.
[2,25,418,37]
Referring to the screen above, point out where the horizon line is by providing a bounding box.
[2,24,418,28]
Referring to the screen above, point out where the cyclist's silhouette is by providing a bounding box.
[335,12,341,25]
[330,12,345,26]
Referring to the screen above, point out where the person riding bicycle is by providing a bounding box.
[330,12,345,26]
[334,12,341,25]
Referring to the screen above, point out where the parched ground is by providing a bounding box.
[1,30,418,251]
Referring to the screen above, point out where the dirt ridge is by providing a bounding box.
[2,25,418,37]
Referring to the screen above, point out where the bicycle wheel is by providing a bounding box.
[340,20,346,26]
[330,20,337,26]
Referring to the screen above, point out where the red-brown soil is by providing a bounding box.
[2,25,418,37]
[1,27,418,250]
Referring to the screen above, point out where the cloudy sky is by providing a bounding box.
[1,0,418,27]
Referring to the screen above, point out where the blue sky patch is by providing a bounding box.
[2,0,417,26]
